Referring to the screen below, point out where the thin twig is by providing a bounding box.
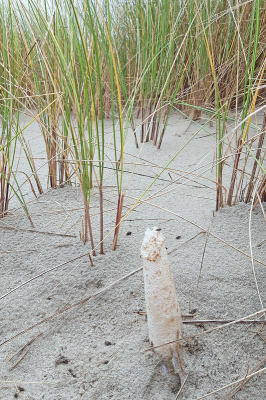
[249,186,265,314]
[0,380,51,384]
[14,383,23,400]
[7,333,42,362]
[175,373,190,399]
[239,365,249,391]
[182,320,266,324]
[176,331,184,375]
[221,354,266,400]
[168,232,205,255]
[0,221,76,238]
[195,365,266,400]
[10,349,30,371]
[0,250,35,254]
[197,222,212,286]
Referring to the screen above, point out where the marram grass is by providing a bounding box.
[1,0,266,252]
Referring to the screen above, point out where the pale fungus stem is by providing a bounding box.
[141,227,183,362]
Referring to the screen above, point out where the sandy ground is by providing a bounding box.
[1,111,266,399]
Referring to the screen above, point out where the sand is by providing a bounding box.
[1,111,266,399]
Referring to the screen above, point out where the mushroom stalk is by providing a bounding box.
[141,227,183,361]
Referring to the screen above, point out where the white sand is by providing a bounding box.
[1,111,266,399]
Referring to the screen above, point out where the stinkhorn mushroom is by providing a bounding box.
[141,227,183,361]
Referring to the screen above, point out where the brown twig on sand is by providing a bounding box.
[53,243,72,248]
[197,222,212,286]
[195,365,266,400]
[7,334,42,363]
[0,380,51,385]
[239,365,250,391]
[175,373,190,399]
[14,383,23,399]
[183,320,266,324]
[8,333,42,371]
[245,112,266,203]
[252,322,265,340]
[168,232,205,255]
[0,249,35,254]
[10,349,30,371]
[0,221,76,238]
[221,354,266,400]
[176,331,184,376]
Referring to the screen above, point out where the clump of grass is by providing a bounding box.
[1,0,266,250]
[0,1,35,225]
